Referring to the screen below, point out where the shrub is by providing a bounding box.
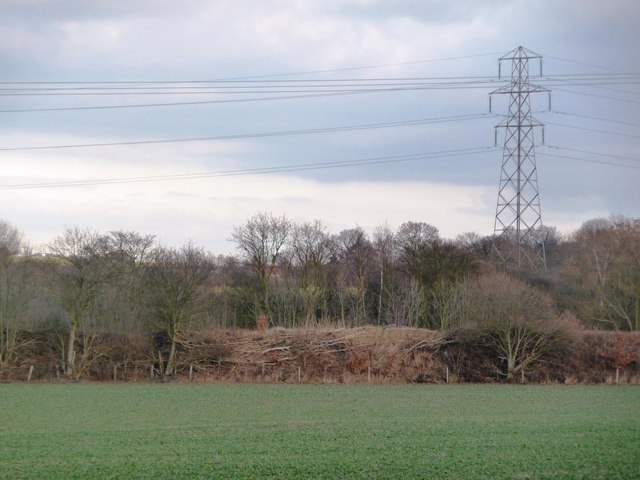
[444,272,578,382]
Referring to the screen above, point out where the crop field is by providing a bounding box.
[0,385,638,479]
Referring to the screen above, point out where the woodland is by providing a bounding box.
[0,214,638,383]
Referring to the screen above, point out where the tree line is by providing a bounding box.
[0,214,638,380]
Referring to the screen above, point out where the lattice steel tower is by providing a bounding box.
[490,46,550,270]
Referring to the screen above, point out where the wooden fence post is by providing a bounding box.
[27,365,34,382]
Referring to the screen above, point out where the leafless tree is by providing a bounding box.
[0,220,22,257]
[395,221,440,286]
[0,220,33,370]
[291,220,332,288]
[48,227,114,378]
[290,220,332,322]
[560,217,640,330]
[230,212,293,326]
[373,225,395,325]
[449,272,575,381]
[146,243,212,376]
[99,231,155,334]
[45,228,155,377]
[332,227,374,325]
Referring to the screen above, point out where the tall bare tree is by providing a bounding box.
[99,231,155,334]
[0,220,31,370]
[290,220,332,322]
[48,227,114,378]
[373,225,395,325]
[0,220,22,257]
[395,221,440,287]
[560,217,640,330]
[146,243,211,376]
[231,212,293,326]
[332,227,374,325]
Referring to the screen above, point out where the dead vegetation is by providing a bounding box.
[2,326,639,384]
[175,326,445,383]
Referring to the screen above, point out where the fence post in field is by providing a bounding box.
[27,365,34,382]
[298,366,301,383]
[446,366,449,384]
[113,364,117,381]
[615,368,619,385]
[150,365,154,379]
[189,364,194,382]
[368,366,371,383]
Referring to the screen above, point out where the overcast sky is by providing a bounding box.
[1,0,638,253]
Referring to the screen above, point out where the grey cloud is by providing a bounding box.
[330,0,509,24]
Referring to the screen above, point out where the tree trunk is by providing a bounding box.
[66,318,77,378]
[506,353,515,382]
[165,336,177,377]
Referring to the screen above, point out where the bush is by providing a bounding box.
[444,272,579,382]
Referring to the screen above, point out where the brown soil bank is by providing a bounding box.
[2,327,639,384]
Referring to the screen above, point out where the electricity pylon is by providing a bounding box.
[490,46,550,271]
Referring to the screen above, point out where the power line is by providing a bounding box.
[542,145,640,163]
[0,146,499,190]
[2,73,638,112]
[544,121,640,139]
[0,52,505,85]
[0,90,392,113]
[1,74,637,95]
[538,151,640,170]
[0,113,495,152]
[217,52,506,80]
[547,110,640,128]
[542,53,625,72]
[3,81,638,96]
[541,74,640,97]
[0,83,508,97]
[0,75,501,88]
[553,87,640,105]
[1,84,509,113]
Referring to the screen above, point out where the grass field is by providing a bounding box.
[0,384,638,479]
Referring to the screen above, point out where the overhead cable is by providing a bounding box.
[0,146,499,190]
[0,113,495,152]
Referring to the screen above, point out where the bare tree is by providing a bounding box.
[230,212,293,326]
[0,220,32,370]
[449,272,574,381]
[560,217,640,330]
[395,222,479,327]
[146,243,212,376]
[332,227,374,325]
[373,225,395,325]
[99,231,155,334]
[48,227,114,378]
[0,220,22,257]
[290,220,332,322]
[291,220,332,288]
[395,221,440,286]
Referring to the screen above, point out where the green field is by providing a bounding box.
[0,384,638,479]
